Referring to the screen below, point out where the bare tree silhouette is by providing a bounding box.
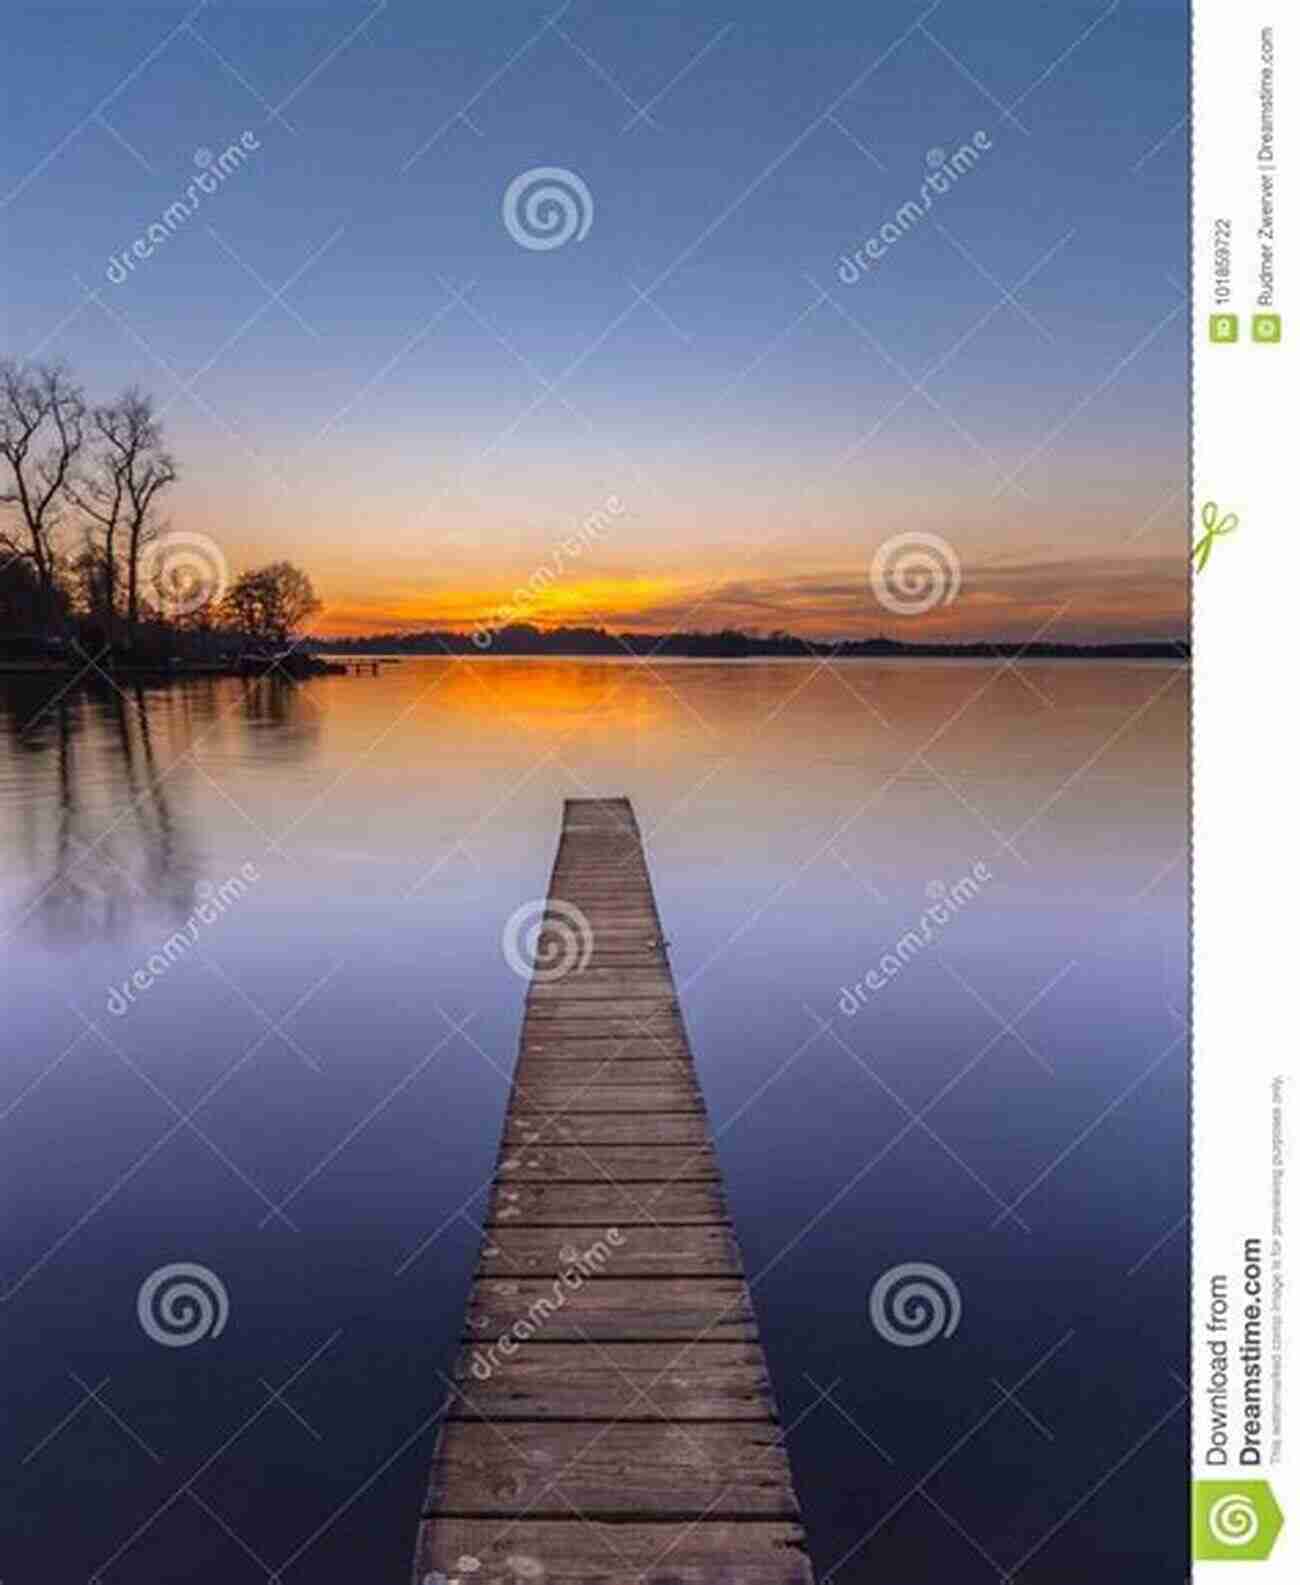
[0,361,85,631]
[67,387,177,647]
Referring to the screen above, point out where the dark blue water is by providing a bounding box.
[1,660,1188,1582]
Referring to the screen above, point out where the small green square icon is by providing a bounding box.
[1253,313,1282,342]
[1209,314,1238,343]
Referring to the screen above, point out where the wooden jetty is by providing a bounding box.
[414,797,814,1585]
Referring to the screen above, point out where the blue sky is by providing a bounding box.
[2,0,1189,637]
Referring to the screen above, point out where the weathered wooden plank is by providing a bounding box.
[516,1039,684,1065]
[477,1224,742,1276]
[566,950,667,962]
[522,1011,680,1030]
[464,1278,754,1342]
[503,1112,713,1146]
[445,1341,775,1419]
[548,881,651,893]
[425,1422,799,1517]
[528,982,676,1002]
[536,949,669,970]
[512,1060,690,1088]
[519,1038,691,1061]
[533,963,672,982]
[559,927,660,937]
[544,911,660,924]
[525,1013,679,1034]
[510,1085,701,1114]
[520,1027,684,1049]
[539,893,656,905]
[543,910,658,921]
[495,1144,719,1181]
[523,1002,680,1023]
[524,1014,671,1028]
[535,901,654,917]
[529,982,675,995]
[485,1181,724,1226]
[554,959,671,974]
[415,1518,815,1585]
[541,924,665,939]
[514,1063,694,1085]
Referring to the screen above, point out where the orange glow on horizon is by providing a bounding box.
[306,557,1188,643]
[314,573,689,636]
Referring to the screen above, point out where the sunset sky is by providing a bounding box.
[3,0,1188,640]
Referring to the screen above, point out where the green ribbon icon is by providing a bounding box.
[1193,1480,1284,1560]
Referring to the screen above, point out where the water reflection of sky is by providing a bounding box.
[1,659,1187,1583]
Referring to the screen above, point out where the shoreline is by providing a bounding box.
[0,657,349,679]
[0,648,1188,679]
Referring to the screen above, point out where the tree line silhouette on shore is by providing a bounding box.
[1,359,319,666]
[315,626,1185,660]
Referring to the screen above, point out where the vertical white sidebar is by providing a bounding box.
[1193,0,1294,1575]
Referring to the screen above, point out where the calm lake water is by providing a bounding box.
[1,658,1188,1583]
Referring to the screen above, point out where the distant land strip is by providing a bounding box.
[310,625,1189,660]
